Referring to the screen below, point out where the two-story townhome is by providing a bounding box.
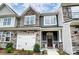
[61,3,79,55]
[0,3,63,51]
[16,6,63,50]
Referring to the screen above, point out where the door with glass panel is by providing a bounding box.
[46,32,53,48]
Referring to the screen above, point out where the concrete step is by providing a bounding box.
[47,49,59,55]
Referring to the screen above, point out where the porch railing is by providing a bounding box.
[41,40,59,48]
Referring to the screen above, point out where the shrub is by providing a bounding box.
[5,43,13,53]
[6,43,13,48]
[5,47,13,53]
[42,50,47,55]
[33,43,40,53]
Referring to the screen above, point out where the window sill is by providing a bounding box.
[43,24,57,26]
[44,23,57,26]
[1,41,11,43]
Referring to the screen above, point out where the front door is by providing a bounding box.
[47,32,53,48]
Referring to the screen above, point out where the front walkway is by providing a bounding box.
[47,49,59,55]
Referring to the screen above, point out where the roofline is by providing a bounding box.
[21,6,59,16]
[0,3,60,17]
[21,6,40,16]
[61,3,79,7]
[0,3,19,17]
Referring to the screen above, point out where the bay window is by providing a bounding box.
[24,15,36,25]
[44,15,57,26]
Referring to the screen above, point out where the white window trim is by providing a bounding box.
[3,17,11,26]
[71,6,79,18]
[24,15,36,25]
[3,32,11,42]
[44,16,57,26]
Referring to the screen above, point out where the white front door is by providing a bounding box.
[16,34,36,50]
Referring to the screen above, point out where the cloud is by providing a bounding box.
[7,3,60,15]
[23,3,60,13]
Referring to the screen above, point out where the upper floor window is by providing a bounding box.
[44,15,57,26]
[24,15,36,25]
[71,6,79,18]
[3,17,11,26]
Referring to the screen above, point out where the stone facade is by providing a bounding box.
[0,31,17,48]
[62,6,71,22]
[20,7,40,27]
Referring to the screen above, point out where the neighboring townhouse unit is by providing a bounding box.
[0,4,19,48]
[61,3,79,54]
[0,3,63,51]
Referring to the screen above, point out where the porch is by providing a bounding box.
[41,31,62,49]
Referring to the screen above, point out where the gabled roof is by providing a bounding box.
[0,3,19,17]
[21,6,40,16]
[21,6,59,16]
[0,3,60,16]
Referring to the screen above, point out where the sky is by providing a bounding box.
[2,3,61,15]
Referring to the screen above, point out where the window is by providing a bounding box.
[5,37,10,41]
[3,32,11,42]
[5,32,11,42]
[24,15,36,25]
[44,16,57,26]
[3,17,11,25]
[0,32,12,42]
[71,6,79,18]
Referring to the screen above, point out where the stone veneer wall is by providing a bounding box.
[36,31,41,45]
[62,6,72,22]
[0,31,17,48]
[0,30,41,48]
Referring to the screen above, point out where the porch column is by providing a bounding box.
[40,31,42,49]
[59,30,62,42]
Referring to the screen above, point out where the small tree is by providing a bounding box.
[33,43,40,53]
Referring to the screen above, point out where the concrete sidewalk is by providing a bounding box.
[47,49,59,55]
